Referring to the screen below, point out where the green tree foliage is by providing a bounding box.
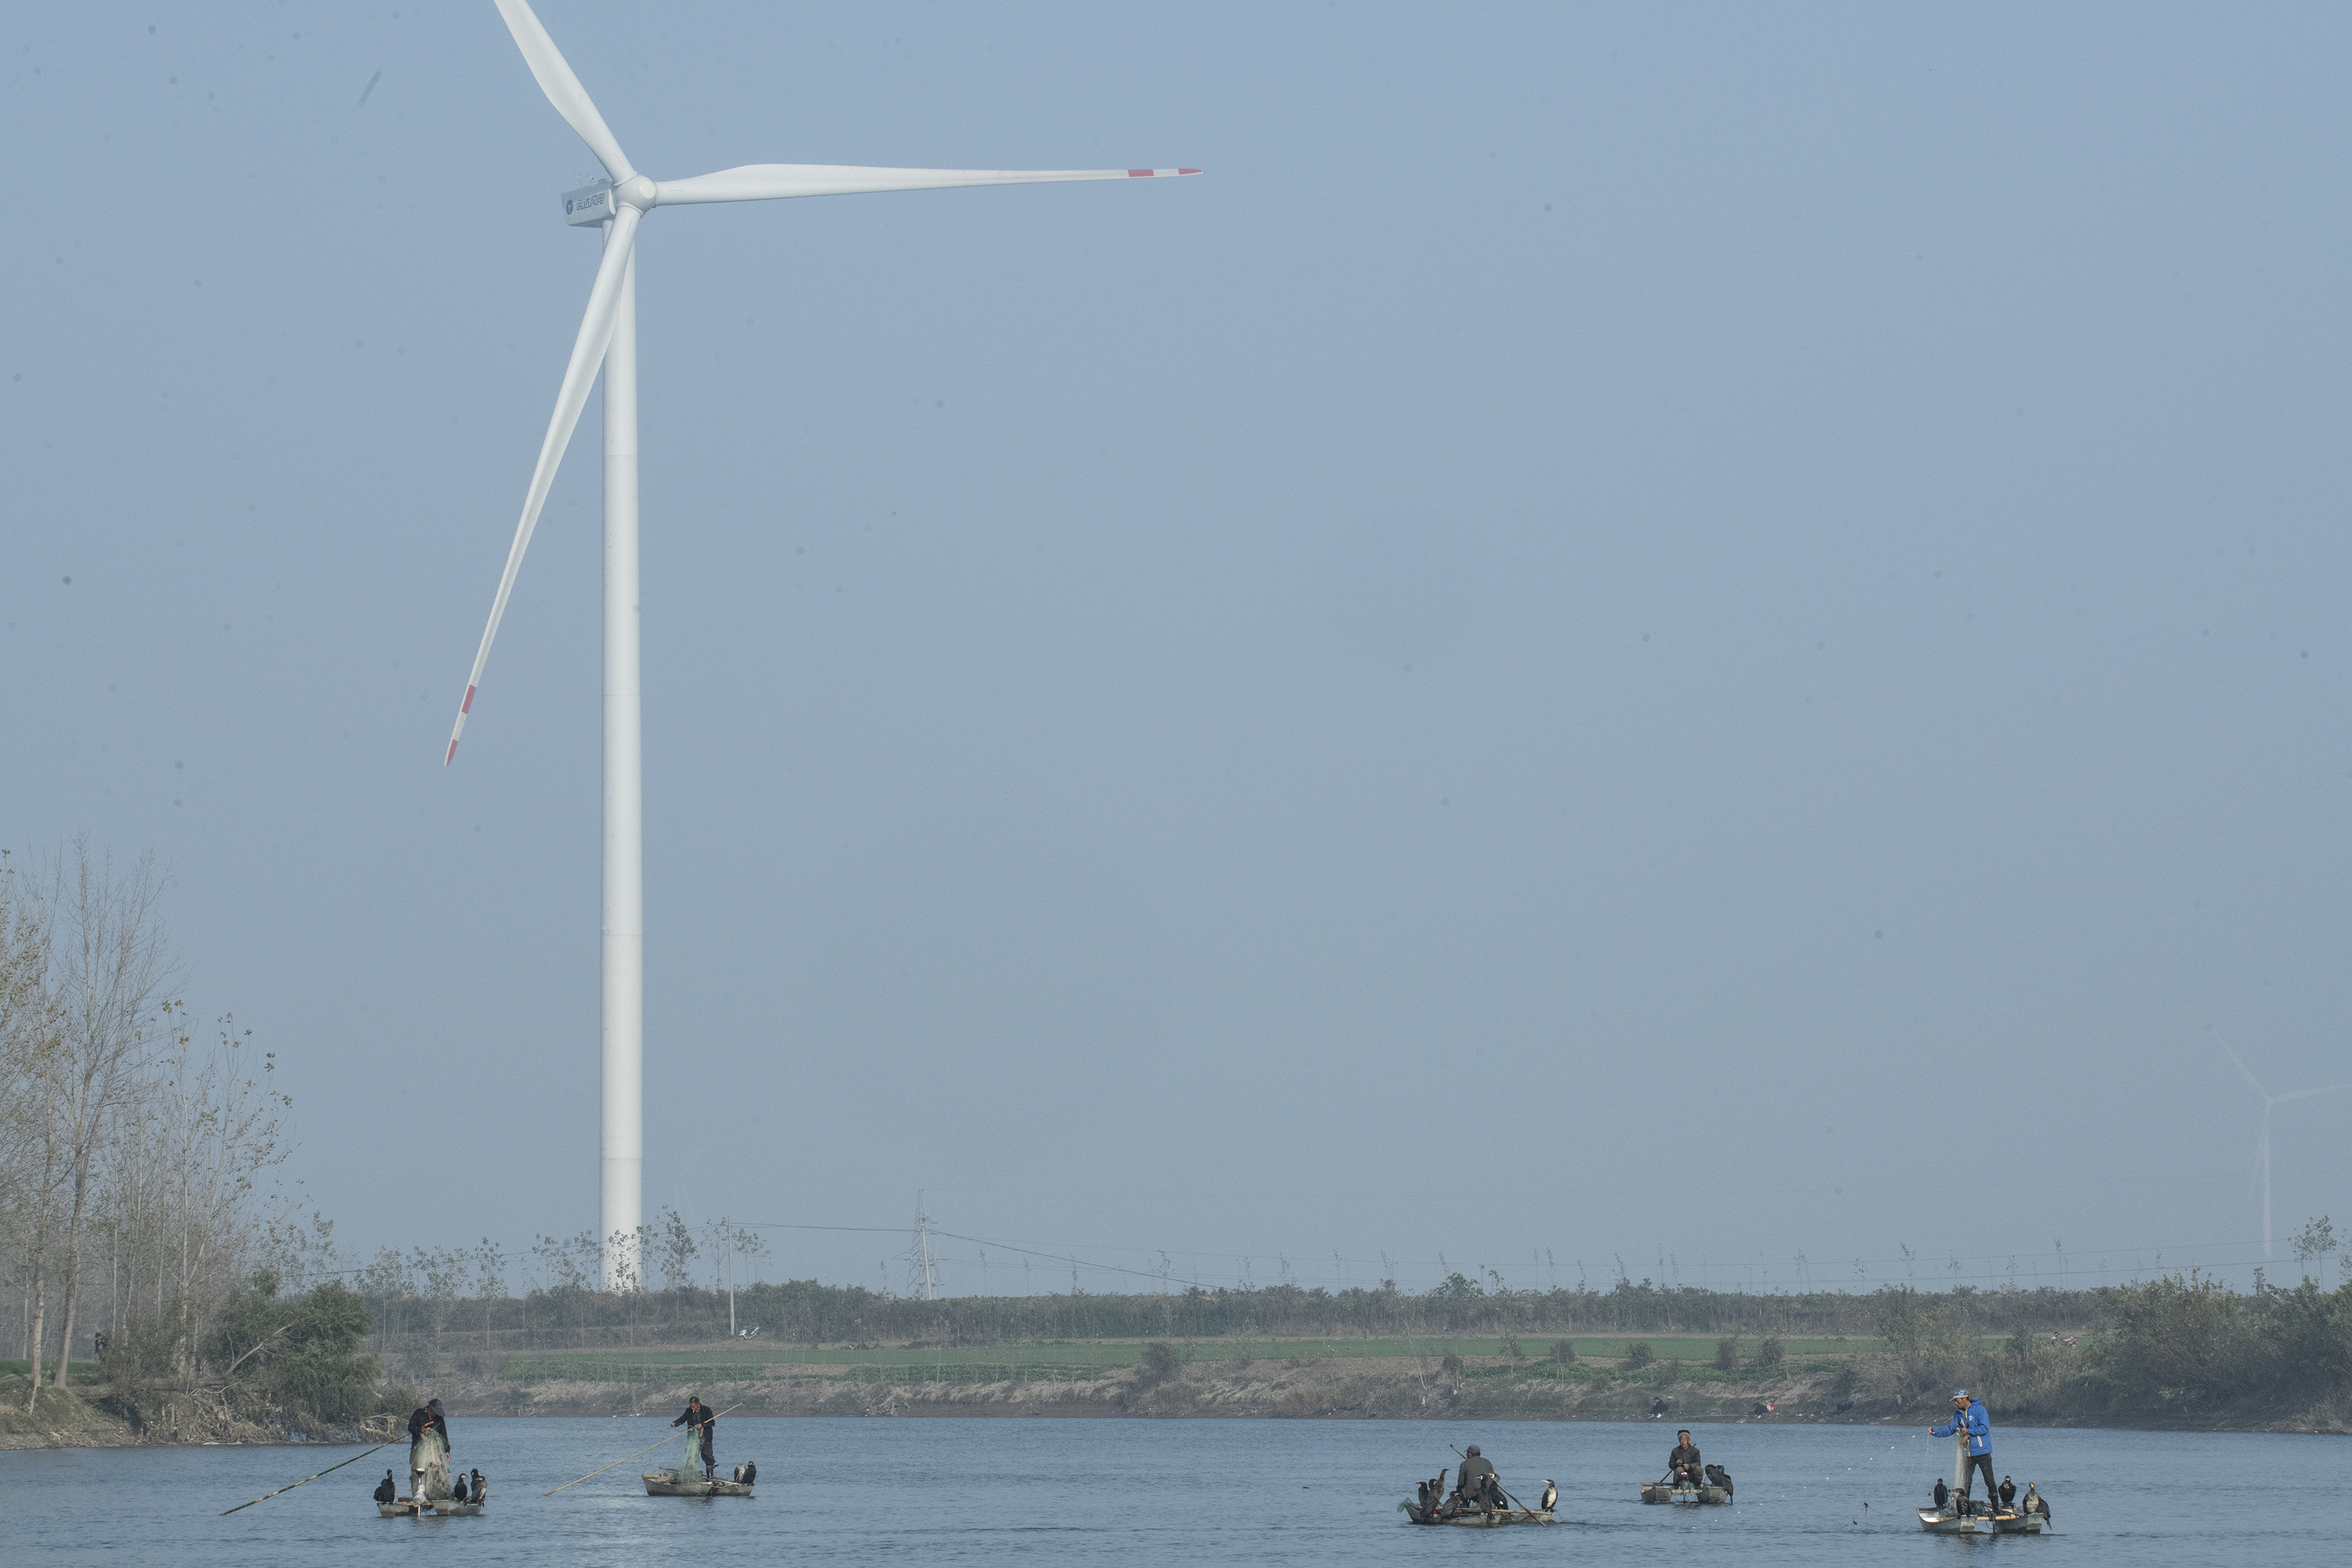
[2099,1270,2244,1405]
[202,1271,382,1422]
[1715,1337,1740,1371]
[1625,1342,1656,1369]
[1754,1336,1785,1368]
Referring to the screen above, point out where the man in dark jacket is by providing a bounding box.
[671,1395,717,1479]
[1667,1431,1702,1486]
[407,1398,451,1498]
[1453,1446,1500,1512]
[407,1399,452,1452]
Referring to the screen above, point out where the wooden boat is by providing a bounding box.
[378,1496,484,1517]
[644,1467,755,1498]
[1917,1506,1978,1534]
[1990,1510,2043,1535]
[1398,1500,1552,1527]
[643,1428,754,1497]
[1640,1480,1729,1505]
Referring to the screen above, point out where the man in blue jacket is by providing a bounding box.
[1929,1390,1996,1513]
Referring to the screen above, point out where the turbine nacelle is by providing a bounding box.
[561,174,658,226]
[560,181,616,225]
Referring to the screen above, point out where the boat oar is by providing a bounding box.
[543,1402,744,1495]
[218,1441,392,1515]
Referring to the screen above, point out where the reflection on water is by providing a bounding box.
[4,1416,2344,1565]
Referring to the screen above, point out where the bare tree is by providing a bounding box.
[37,841,174,1388]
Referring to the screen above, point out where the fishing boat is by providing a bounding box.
[643,1426,755,1497]
[643,1468,755,1498]
[1990,1509,2044,1534]
[380,1429,484,1516]
[1639,1480,1729,1505]
[1916,1506,1979,1535]
[379,1496,485,1518]
[1398,1500,1553,1527]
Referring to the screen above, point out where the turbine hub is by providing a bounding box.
[616,175,659,212]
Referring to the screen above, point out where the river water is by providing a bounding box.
[3,1416,2340,1565]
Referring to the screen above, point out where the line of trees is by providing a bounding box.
[1871,1233,2352,1422]
[332,1268,2121,1358]
[1,842,298,1415]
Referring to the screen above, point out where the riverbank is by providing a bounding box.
[0,1372,401,1451]
[13,1336,2347,1447]
[0,1378,143,1450]
[430,1341,2351,1435]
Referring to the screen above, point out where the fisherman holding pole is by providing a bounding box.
[1929,1390,1996,1514]
[670,1394,717,1482]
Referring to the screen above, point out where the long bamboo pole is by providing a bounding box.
[217,1442,392,1515]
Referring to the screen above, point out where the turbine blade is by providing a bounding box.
[445,206,641,766]
[2274,1083,2352,1103]
[654,163,1200,205]
[493,0,636,183]
[2212,1029,2270,1100]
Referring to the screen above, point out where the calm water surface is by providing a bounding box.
[3,1416,2341,1565]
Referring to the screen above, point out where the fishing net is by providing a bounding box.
[410,1429,452,1501]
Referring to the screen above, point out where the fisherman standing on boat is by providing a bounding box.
[406,1398,451,1500]
[1928,1390,1996,1513]
[671,1395,717,1481]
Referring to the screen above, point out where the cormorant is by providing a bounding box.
[1539,1480,1558,1511]
[373,1470,396,1504]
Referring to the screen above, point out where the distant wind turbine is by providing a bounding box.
[446,0,1196,1287]
[2214,1030,2351,1262]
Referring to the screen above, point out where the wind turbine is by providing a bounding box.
[445,0,1195,1287]
[2214,1031,2351,1262]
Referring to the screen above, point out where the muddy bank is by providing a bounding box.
[0,1373,403,1450]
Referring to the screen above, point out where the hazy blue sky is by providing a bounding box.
[6,2,2349,1298]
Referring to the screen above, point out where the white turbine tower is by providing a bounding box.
[2214,1031,2351,1262]
[445,0,1195,1288]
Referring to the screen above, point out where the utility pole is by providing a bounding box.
[907,1192,940,1301]
[726,1227,736,1338]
